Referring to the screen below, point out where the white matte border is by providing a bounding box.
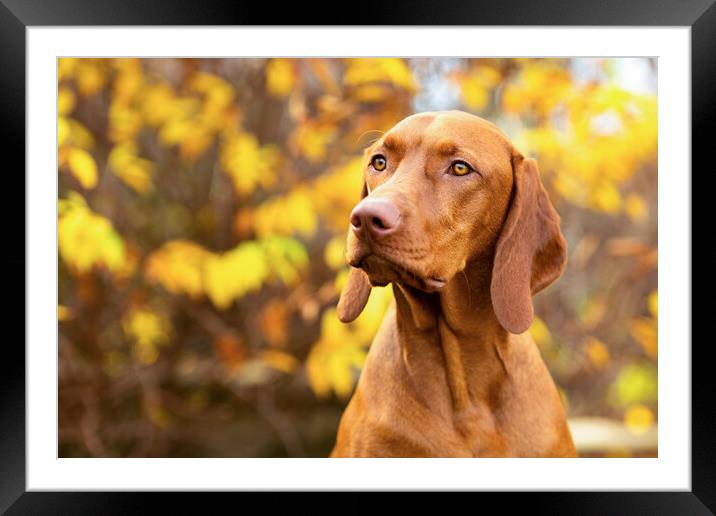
[28,26,690,491]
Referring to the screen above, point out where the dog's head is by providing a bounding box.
[337,111,566,334]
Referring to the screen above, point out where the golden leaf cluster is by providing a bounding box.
[452,59,657,216]
[307,285,394,398]
[145,237,308,310]
[58,193,126,274]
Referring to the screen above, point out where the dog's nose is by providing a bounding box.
[350,198,401,239]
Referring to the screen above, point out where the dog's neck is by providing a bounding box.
[393,257,511,414]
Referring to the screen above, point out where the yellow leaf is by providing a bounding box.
[260,350,300,374]
[306,347,332,398]
[75,60,107,96]
[344,58,417,93]
[648,290,658,319]
[291,122,336,163]
[204,243,269,309]
[254,188,318,238]
[454,66,501,112]
[266,59,296,97]
[123,307,171,349]
[509,65,656,217]
[58,193,126,274]
[324,235,347,270]
[462,84,488,111]
[220,131,280,196]
[58,58,78,82]
[108,101,143,142]
[329,352,356,399]
[529,316,552,349]
[58,117,70,147]
[65,119,95,150]
[312,157,364,231]
[630,317,658,359]
[306,338,366,400]
[118,163,154,194]
[261,236,309,285]
[501,61,571,116]
[112,58,144,104]
[592,182,622,214]
[108,143,155,194]
[350,84,391,103]
[190,72,235,115]
[153,91,221,160]
[584,336,610,369]
[66,148,98,189]
[624,403,654,436]
[145,237,305,309]
[139,83,177,127]
[625,193,648,222]
[349,286,394,343]
[144,240,212,299]
[305,287,392,399]
[608,362,657,408]
[57,87,76,116]
[58,305,73,321]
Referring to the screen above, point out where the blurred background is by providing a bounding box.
[58,58,657,458]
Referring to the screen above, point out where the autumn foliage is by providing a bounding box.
[58,58,657,457]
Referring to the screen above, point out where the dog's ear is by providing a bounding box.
[490,155,567,334]
[337,267,372,323]
[337,182,372,323]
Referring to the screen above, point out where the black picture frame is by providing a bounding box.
[3,0,708,512]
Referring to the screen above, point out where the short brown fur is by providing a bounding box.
[333,111,575,457]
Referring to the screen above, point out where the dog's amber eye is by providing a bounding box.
[371,155,387,171]
[450,161,471,176]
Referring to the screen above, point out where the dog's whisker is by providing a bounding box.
[355,129,385,147]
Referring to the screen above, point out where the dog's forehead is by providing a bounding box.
[384,111,513,153]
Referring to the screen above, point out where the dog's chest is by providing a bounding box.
[340,313,567,457]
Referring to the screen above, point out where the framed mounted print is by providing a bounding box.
[4,0,710,512]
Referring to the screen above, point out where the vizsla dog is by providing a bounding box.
[331,111,576,458]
